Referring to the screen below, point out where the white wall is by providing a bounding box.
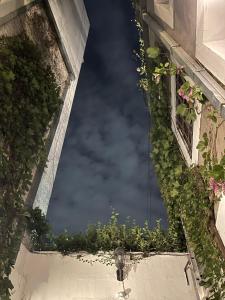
[216,194,225,246]
[203,0,225,43]
[32,0,89,215]
[47,0,89,75]
[196,0,225,85]
[153,0,174,28]
[10,245,198,300]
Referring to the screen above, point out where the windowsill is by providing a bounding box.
[196,42,225,86]
[154,1,174,29]
[215,194,225,247]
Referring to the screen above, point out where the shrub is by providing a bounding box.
[27,208,185,255]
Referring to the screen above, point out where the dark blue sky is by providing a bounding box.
[47,0,167,233]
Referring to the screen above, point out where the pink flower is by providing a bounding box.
[183,95,190,102]
[178,88,192,102]
[178,88,185,98]
[209,177,223,198]
[214,184,222,198]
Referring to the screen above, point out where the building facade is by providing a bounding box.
[0,0,90,215]
[137,0,225,244]
[135,1,225,299]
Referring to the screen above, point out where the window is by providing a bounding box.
[175,75,193,157]
[153,0,174,29]
[171,66,202,166]
[196,0,225,85]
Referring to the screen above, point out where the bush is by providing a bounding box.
[27,208,185,255]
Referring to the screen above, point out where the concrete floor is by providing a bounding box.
[10,245,198,300]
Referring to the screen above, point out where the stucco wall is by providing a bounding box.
[146,0,197,57]
[10,245,198,300]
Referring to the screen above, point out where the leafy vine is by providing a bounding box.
[0,34,61,299]
[135,22,225,299]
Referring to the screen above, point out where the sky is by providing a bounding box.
[47,0,168,233]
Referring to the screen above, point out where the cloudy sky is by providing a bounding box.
[47,0,168,233]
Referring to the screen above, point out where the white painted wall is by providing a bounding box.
[10,245,198,300]
[216,194,225,246]
[47,0,89,76]
[32,0,89,214]
[196,0,225,85]
[203,0,225,43]
[33,80,77,214]
[153,0,174,29]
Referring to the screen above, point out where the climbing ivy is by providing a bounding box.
[136,28,225,298]
[0,34,61,299]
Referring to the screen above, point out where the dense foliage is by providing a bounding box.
[137,34,225,299]
[0,34,61,299]
[27,207,185,255]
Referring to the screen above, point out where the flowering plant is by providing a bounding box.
[178,81,204,104]
[176,81,206,123]
[135,26,225,298]
[145,47,206,123]
[209,177,225,198]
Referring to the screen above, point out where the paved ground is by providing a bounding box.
[10,245,198,300]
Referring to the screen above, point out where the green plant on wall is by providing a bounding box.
[26,208,186,255]
[0,34,61,299]
[134,19,225,298]
[145,45,225,201]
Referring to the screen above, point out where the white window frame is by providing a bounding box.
[171,60,202,167]
[196,0,225,85]
[153,0,174,29]
[215,193,225,247]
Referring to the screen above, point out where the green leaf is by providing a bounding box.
[186,109,196,123]
[207,113,217,123]
[220,155,225,166]
[175,165,183,176]
[176,103,187,116]
[2,277,14,290]
[146,47,160,59]
[211,165,225,181]
[171,189,179,198]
